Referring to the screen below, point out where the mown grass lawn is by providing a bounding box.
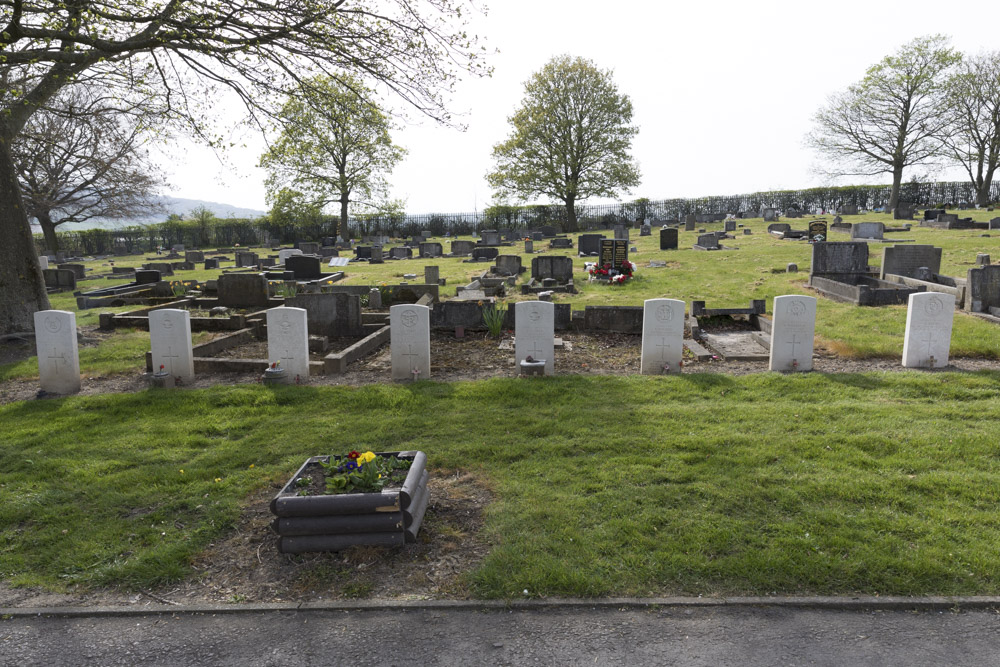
[3,372,1000,598]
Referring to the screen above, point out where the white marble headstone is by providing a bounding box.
[515,301,555,375]
[390,304,431,380]
[902,292,955,368]
[769,295,817,371]
[33,310,81,394]
[38,256,49,270]
[278,249,303,263]
[640,299,685,374]
[149,309,195,382]
[266,306,310,380]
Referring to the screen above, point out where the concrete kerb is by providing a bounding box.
[3,595,999,619]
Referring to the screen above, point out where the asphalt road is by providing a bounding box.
[3,604,1000,666]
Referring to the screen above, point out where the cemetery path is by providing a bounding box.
[3,603,1000,666]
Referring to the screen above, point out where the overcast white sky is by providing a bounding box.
[160,0,1000,215]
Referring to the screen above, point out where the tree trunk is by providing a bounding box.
[564,195,578,233]
[37,211,59,253]
[339,195,349,241]
[889,165,903,211]
[0,133,51,335]
[978,166,997,206]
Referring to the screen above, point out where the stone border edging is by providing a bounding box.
[4,595,999,619]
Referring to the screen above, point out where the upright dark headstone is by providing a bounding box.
[599,239,629,268]
[659,227,678,250]
[286,255,322,279]
[578,234,605,256]
[807,221,828,243]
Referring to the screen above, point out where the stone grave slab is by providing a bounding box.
[267,306,310,380]
[902,292,954,368]
[515,301,555,375]
[218,273,270,308]
[149,309,194,382]
[390,304,431,381]
[640,299,685,374]
[34,310,81,394]
[768,295,817,371]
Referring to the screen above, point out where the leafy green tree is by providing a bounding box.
[808,35,961,210]
[487,55,640,232]
[941,51,1000,206]
[259,77,405,240]
[0,0,487,335]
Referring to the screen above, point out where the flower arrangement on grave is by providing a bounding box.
[587,261,636,284]
[317,450,413,495]
[170,280,187,297]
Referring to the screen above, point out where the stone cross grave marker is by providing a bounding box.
[149,309,194,382]
[33,310,81,394]
[391,304,431,381]
[768,295,817,371]
[515,301,554,375]
[640,299,685,374]
[902,292,955,368]
[266,307,310,381]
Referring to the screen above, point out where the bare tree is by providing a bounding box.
[807,35,960,210]
[13,86,166,253]
[941,52,1000,206]
[0,0,490,335]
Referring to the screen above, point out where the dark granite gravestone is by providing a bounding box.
[42,268,76,289]
[451,240,476,256]
[762,208,778,222]
[355,246,372,259]
[550,237,573,249]
[185,251,205,263]
[472,247,499,261]
[893,203,915,220]
[808,221,828,243]
[724,220,736,231]
[613,224,628,241]
[839,204,859,215]
[640,224,652,236]
[204,258,219,270]
[297,242,320,255]
[532,232,544,241]
[495,255,523,276]
[660,227,678,250]
[531,256,574,283]
[286,255,322,279]
[58,263,86,279]
[235,251,258,268]
[218,273,270,308]
[419,242,443,258]
[389,246,413,259]
[540,226,558,238]
[810,241,869,277]
[599,239,629,268]
[695,233,720,249]
[578,234,605,256]
[767,223,792,235]
[924,209,946,221]
[480,230,501,246]
[880,245,942,279]
[135,269,161,284]
[286,293,364,337]
[144,262,174,276]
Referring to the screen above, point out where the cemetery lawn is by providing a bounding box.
[3,372,1000,599]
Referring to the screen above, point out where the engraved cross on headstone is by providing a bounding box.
[921,330,937,356]
[401,344,419,371]
[48,347,66,376]
[526,342,544,359]
[786,335,801,358]
[280,348,296,365]
[656,337,672,360]
[161,346,180,374]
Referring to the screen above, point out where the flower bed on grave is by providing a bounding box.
[269,450,429,554]
[586,261,636,284]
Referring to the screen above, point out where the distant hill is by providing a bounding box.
[28,196,266,232]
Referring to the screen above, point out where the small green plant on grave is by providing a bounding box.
[378,282,393,307]
[273,282,298,298]
[320,450,412,495]
[170,281,188,297]
[481,300,508,338]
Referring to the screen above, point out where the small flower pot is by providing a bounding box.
[270,451,429,554]
[519,359,546,376]
[262,367,288,385]
[149,370,175,389]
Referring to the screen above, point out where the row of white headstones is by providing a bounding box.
[33,291,956,393]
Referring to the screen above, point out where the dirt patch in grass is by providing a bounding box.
[0,470,493,607]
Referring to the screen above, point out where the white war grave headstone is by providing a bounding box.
[390,304,431,381]
[267,306,310,381]
[38,256,49,270]
[640,299,685,374]
[902,292,955,368]
[149,308,195,383]
[515,301,555,375]
[34,310,81,394]
[768,295,817,371]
